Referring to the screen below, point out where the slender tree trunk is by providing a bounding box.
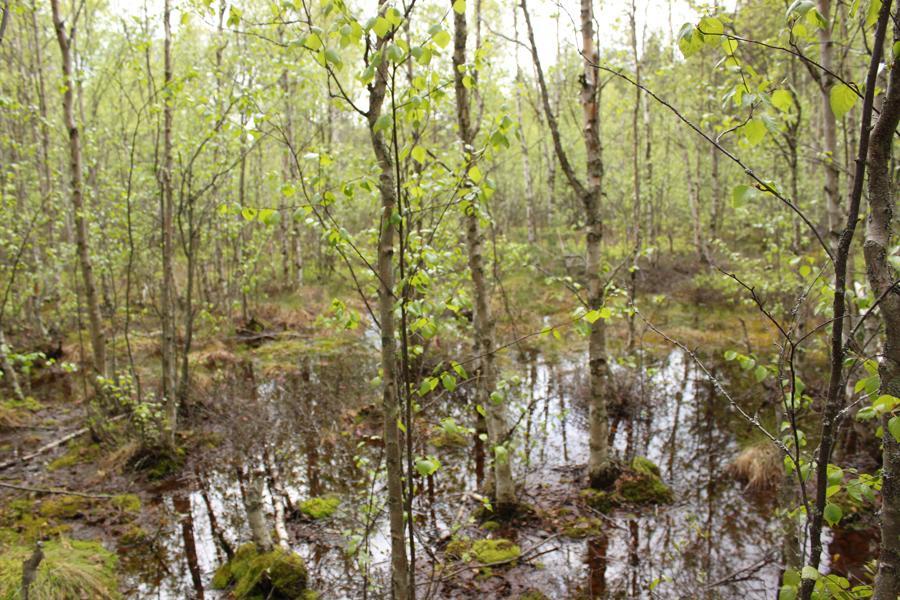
[365,2,409,595]
[521,0,613,487]
[0,330,24,402]
[864,12,900,598]
[818,0,842,247]
[454,0,516,513]
[242,466,274,553]
[50,0,106,379]
[801,3,892,597]
[513,10,537,245]
[160,0,177,448]
[627,0,641,353]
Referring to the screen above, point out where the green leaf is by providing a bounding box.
[830,83,858,119]
[677,23,704,57]
[866,0,883,28]
[698,16,724,44]
[441,372,457,392]
[732,184,759,207]
[433,29,451,48]
[411,145,426,164]
[823,502,843,526]
[772,89,794,112]
[721,38,738,55]
[741,118,767,146]
[888,415,900,443]
[801,565,820,580]
[754,365,768,382]
[324,48,342,68]
[778,585,798,600]
[415,457,440,476]
[453,0,466,14]
[241,207,258,221]
[468,165,483,183]
[372,16,391,38]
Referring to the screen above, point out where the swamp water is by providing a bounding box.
[118,342,856,599]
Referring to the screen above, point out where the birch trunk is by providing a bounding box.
[50,0,106,379]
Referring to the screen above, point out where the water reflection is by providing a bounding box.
[120,347,812,598]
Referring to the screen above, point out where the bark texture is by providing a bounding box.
[864,11,900,598]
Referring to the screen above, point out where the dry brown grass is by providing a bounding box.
[728,442,783,492]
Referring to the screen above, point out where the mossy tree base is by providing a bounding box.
[212,543,316,600]
[582,457,673,514]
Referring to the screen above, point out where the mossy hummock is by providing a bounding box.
[298,495,339,520]
[0,538,120,599]
[212,543,317,600]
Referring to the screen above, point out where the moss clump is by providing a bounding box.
[48,441,101,471]
[0,537,120,599]
[480,520,501,532]
[518,591,550,600]
[39,495,89,519]
[631,456,661,477]
[561,517,603,539]
[110,494,141,514]
[428,430,469,448]
[212,543,311,599]
[298,495,339,520]
[445,536,472,560]
[129,444,185,480]
[471,539,521,565]
[580,488,617,513]
[615,469,673,506]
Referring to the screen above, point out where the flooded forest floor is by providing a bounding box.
[0,255,883,599]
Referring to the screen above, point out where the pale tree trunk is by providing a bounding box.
[365,1,409,596]
[818,0,842,247]
[160,0,178,448]
[521,0,614,487]
[513,10,537,245]
[864,12,900,598]
[242,466,274,553]
[454,0,517,513]
[0,330,24,402]
[50,0,105,380]
[626,0,641,353]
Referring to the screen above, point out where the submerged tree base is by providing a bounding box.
[582,457,674,511]
[212,543,317,599]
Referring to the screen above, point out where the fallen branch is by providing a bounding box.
[0,414,126,471]
[0,480,114,499]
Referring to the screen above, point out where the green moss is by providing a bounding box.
[212,543,310,599]
[110,494,141,514]
[3,396,44,412]
[615,470,674,505]
[631,456,661,477]
[0,537,120,599]
[580,488,617,513]
[480,520,500,532]
[445,536,472,560]
[47,440,101,471]
[518,591,550,600]
[428,430,469,448]
[119,525,148,545]
[471,539,521,564]
[298,495,340,520]
[561,517,603,539]
[39,495,89,519]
